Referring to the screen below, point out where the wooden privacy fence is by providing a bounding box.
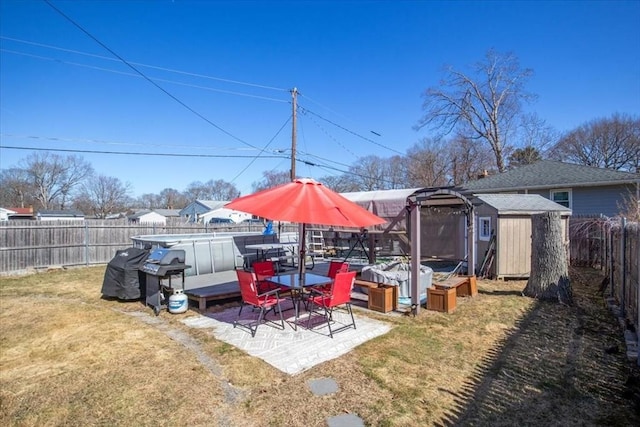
[569,216,639,334]
[0,219,295,275]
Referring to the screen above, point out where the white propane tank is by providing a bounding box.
[168,290,188,314]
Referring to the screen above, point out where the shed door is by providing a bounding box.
[497,217,532,278]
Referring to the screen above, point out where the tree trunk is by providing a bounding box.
[523,211,573,304]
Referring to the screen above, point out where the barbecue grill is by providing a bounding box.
[142,248,190,315]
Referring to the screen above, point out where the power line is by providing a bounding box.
[0,145,288,159]
[1,48,288,104]
[43,0,260,151]
[298,105,404,155]
[1,36,288,92]
[228,116,292,184]
[0,133,266,152]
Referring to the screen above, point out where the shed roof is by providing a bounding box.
[463,160,639,192]
[475,194,572,215]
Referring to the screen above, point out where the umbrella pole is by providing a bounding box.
[298,223,306,282]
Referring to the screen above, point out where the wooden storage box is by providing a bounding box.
[368,284,397,313]
[427,287,457,313]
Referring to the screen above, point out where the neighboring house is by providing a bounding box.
[152,208,181,219]
[201,208,252,224]
[462,160,640,217]
[127,210,167,225]
[37,209,85,221]
[180,200,228,223]
[5,207,35,220]
[0,208,17,221]
[179,200,251,223]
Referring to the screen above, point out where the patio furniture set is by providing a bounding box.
[234,260,356,338]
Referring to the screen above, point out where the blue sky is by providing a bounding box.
[1,0,639,197]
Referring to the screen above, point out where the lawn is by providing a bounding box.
[1,266,638,426]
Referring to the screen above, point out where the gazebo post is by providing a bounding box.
[410,201,421,315]
[467,208,475,276]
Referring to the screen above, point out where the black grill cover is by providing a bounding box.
[101,247,150,300]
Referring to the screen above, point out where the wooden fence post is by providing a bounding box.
[621,217,627,319]
[84,221,89,266]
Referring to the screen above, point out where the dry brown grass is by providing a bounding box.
[1,266,638,426]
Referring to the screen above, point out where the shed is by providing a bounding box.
[473,194,572,280]
[128,210,167,225]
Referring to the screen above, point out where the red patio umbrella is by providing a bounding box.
[225,178,386,278]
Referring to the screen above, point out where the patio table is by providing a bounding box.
[265,273,332,329]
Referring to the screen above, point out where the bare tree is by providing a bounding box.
[405,139,449,187]
[417,49,536,172]
[183,179,239,201]
[519,112,558,153]
[137,193,161,209]
[0,168,35,208]
[252,170,290,192]
[349,155,387,191]
[320,174,361,193]
[383,155,410,190]
[158,188,188,209]
[447,135,495,185]
[20,152,93,209]
[549,113,640,172]
[75,175,132,218]
[183,181,209,200]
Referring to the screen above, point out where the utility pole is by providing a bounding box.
[290,87,297,182]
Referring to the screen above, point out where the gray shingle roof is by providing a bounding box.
[475,194,571,214]
[463,160,639,191]
[153,209,181,217]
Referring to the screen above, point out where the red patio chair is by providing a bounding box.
[252,260,290,296]
[306,270,357,338]
[308,260,349,296]
[234,270,286,337]
[327,260,350,279]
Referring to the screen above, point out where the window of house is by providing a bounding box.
[550,189,571,208]
[479,217,492,241]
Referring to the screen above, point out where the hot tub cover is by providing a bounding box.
[360,261,433,298]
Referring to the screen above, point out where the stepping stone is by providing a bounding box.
[327,413,365,427]
[307,377,339,396]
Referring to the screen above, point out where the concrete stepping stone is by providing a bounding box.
[307,377,339,396]
[326,413,365,427]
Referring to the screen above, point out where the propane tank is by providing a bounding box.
[168,289,188,314]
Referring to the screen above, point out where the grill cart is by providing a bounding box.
[141,248,190,315]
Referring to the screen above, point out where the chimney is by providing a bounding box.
[477,169,489,179]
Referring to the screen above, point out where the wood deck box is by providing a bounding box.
[367,284,398,313]
[427,287,457,313]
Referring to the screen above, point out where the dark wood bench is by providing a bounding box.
[185,282,241,311]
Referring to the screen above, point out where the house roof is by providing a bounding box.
[462,160,640,192]
[179,200,229,216]
[475,194,572,215]
[128,210,155,219]
[153,209,181,217]
[196,200,229,210]
[7,207,34,216]
[38,209,85,217]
